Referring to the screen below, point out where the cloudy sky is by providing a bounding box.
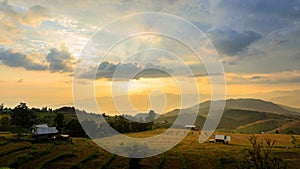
[0,0,300,114]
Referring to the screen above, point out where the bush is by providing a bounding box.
[238,135,288,169]
[9,126,31,134]
[286,129,295,134]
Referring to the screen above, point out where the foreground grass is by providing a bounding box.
[0,130,299,169]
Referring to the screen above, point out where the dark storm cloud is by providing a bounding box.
[0,49,47,70]
[207,26,262,56]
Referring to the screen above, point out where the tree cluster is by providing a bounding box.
[0,103,157,138]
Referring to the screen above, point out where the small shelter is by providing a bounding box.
[214,134,231,144]
[184,125,198,130]
[31,124,58,139]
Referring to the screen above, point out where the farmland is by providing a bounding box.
[0,130,299,169]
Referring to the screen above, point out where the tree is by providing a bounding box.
[287,129,295,134]
[65,119,86,137]
[0,103,5,114]
[239,135,288,169]
[41,106,48,112]
[108,116,131,133]
[148,110,156,121]
[81,119,97,138]
[145,110,156,130]
[11,103,36,128]
[0,116,11,131]
[54,113,65,132]
[0,103,4,111]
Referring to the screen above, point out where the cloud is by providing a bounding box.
[211,0,300,33]
[227,70,300,84]
[0,49,48,70]
[21,5,49,27]
[0,46,75,73]
[79,61,173,80]
[0,1,49,45]
[0,0,299,77]
[16,79,23,83]
[250,76,262,79]
[193,72,224,77]
[215,0,300,20]
[0,1,22,44]
[46,45,75,73]
[0,1,49,27]
[207,26,262,56]
[295,53,300,60]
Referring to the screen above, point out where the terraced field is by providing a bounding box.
[0,130,299,169]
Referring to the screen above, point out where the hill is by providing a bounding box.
[279,104,300,114]
[197,98,300,116]
[156,98,300,134]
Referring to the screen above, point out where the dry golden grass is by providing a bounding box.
[213,132,293,146]
[125,128,167,138]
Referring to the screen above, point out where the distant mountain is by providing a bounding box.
[155,98,300,134]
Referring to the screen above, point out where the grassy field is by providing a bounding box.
[0,130,299,169]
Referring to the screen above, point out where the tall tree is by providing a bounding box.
[54,113,65,132]
[65,119,86,137]
[0,116,11,131]
[11,103,36,128]
[81,119,97,138]
[0,103,4,111]
[145,110,156,130]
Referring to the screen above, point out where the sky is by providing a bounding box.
[0,0,300,114]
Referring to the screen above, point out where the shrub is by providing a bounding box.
[158,154,166,169]
[238,135,288,169]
